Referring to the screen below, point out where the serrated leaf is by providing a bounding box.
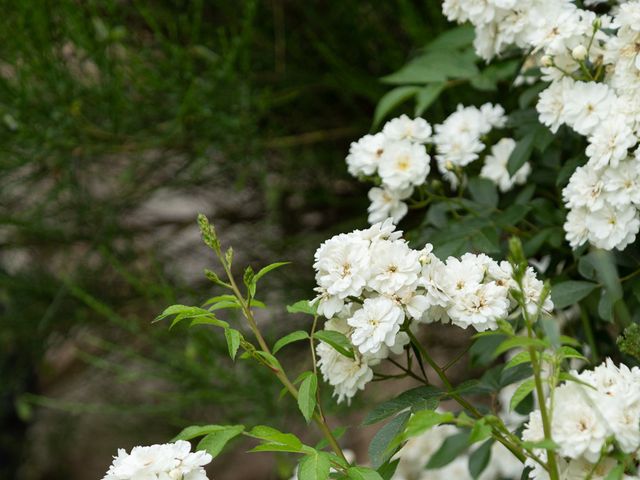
[299,451,331,480]
[347,466,384,480]
[314,330,354,359]
[287,300,318,315]
[468,439,493,479]
[273,330,310,354]
[363,386,442,425]
[426,431,470,469]
[369,412,410,469]
[550,281,597,309]
[373,86,421,128]
[196,425,244,458]
[468,177,498,208]
[224,328,241,360]
[509,379,535,411]
[298,373,318,423]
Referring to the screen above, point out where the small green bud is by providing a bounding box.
[197,213,220,253]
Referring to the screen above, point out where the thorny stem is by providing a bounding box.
[220,258,348,463]
[405,329,530,465]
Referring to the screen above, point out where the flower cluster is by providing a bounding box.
[102,440,211,480]
[313,220,551,403]
[444,0,640,250]
[346,105,524,224]
[522,359,640,480]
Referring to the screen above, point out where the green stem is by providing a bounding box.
[405,330,527,464]
[221,260,347,463]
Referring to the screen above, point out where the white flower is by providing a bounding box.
[587,202,640,250]
[378,140,431,190]
[563,165,606,211]
[314,233,371,299]
[552,383,609,461]
[346,133,387,177]
[382,114,432,143]
[537,78,572,134]
[480,138,531,192]
[521,266,553,315]
[564,206,590,249]
[367,186,412,224]
[603,159,640,206]
[562,81,614,136]
[317,341,373,404]
[102,441,212,480]
[447,281,510,331]
[368,239,421,295]
[585,115,636,170]
[347,296,405,354]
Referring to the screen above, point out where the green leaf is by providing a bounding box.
[298,373,318,423]
[509,379,535,411]
[468,439,493,479]
[172,424,242,441]
[254,261,290,283]
[273,330,310,354]
[426,431,470,469]
[558,346,587,362]
[287,300,318,315]
[363,386,442,425]
[522,439,559,451]
[369,412,411,469]
[494,337,547,357]
[255,351,283,371]
[224,328,242,360]
[248,426,303,451]
[603,464,625,480]
[468,419,492,445]
[376,459,400,480]
[196,425,244,458]
[415,83,445,116]
[373,86,421,128]
[550,281,597,309]
[154,304,229,329]
[468,177,498,208]
[347,466,384,480]
[243,266,255,296]
[504,351,531,370]
[425,25,475,51]
[403,410,454,439]
[299,451,331,480]
[507,132,535,176]
[314,330,355,359]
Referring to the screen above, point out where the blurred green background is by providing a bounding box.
[0,1,450,478]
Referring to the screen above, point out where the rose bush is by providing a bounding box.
[103,2,640,479]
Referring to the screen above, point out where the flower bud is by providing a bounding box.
[572,45,588,61]
[540,55,553,67]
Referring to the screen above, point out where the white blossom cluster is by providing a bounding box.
[444,0,640,250]
[392,423,522,480]
[102,440,211,480]
[312,220,551,403]
[522,359,640,480]
[346,106,526,225]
